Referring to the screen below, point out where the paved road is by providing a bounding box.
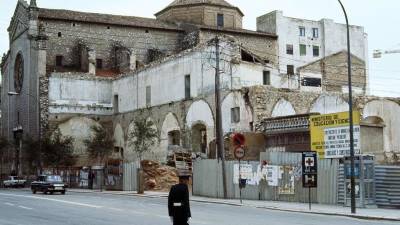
[0,189,396,225]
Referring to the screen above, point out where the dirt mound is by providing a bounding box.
[141,160,179,191]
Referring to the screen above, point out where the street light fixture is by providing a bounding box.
[7,92,19,96]
[8,91,23,176]
[337,0,357,214]
[7,91,42,175]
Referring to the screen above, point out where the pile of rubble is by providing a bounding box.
[141,160,179,191]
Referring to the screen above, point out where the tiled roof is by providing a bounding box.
[167,0,234,8]
[199,25,278,38]
[156,0,244,16]
[38,8,183,31]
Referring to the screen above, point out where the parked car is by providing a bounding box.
[3,176,27,188]
[31,175,66,195]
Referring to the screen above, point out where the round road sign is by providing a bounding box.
[234,146,245,160]
[233,133,245,146]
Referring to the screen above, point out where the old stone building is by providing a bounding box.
[0,0,277,171]
[257,10,369,94]
[1,0,398,176]
[297,51,366,93]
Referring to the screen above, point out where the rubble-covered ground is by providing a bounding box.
[141,160,179,191]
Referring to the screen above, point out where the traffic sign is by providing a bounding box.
[302,152,318,188]
[232,133,245,147]
[303,174,318,188]
[234,146,245,160]
[302,152,318,174]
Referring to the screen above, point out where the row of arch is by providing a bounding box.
[57,93,400,163]
[271,94,349,117]
[113,92,254,162]
[271,94,400,157]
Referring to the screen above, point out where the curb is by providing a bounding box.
[254,206,400,222]
[67,190,400,222]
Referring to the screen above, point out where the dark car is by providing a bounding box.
[31,175,66,195]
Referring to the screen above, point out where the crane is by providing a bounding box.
[373,45,400,58]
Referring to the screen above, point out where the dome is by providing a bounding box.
[156,0,244,17]
[167,0,234,8]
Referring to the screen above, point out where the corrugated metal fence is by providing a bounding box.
[123,162,138,191]
[193,152,339,204]
[375,165,400,208]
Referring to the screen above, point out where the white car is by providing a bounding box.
[3,176,27,188]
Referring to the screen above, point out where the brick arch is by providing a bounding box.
[186,100,215,154]
[271,98,297,117]
[221,92,253,134]
[57,117,101,155]
[186,100,215,128]
[125,116,160,162]
[363,99,400,155]
[309,94,348,114]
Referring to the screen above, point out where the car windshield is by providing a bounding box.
[46,176,62,182]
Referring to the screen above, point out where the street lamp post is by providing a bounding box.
[337,0,357,214]
[8,91,41,175]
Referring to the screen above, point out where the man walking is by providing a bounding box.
[168,171,191,225]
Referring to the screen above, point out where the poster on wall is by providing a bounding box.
[278,166,295,195]
[233,164,253,184]
[310,111,361,159]
[266,165,279,187]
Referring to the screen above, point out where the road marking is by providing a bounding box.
[0,193,103,209]
[108,207,212,225]
[4,202,15,206]
[18,205,33,210]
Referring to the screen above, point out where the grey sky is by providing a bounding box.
[0,0,399,96]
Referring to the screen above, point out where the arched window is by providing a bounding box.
[14,53,24,93]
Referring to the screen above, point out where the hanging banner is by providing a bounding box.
[310,111,361,159]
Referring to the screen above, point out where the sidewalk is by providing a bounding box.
[68,188,400,221]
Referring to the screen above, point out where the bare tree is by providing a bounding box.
[23,136,40,174]
[84,125,114,165]
[127,119,158,162]
[41,129,76,169]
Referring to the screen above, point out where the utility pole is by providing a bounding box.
[338,0,356,214]
[214,36,228,199]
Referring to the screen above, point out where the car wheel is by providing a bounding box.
[32,189,36,194]
[61,191,66,195]
[49,191,54,195]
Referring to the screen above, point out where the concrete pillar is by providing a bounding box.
[128,49,136,72]
[28,2,39,37]
[80,46,96,75]
[88,48,96,75]
[116,47,136,73]
[37,37,47,138]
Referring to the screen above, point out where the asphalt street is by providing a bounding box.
[0,189,397,225]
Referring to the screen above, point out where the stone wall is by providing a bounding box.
[156,5,243,29]
[42,19,183,72]
[298,51,366,93]
[199,30,278,66]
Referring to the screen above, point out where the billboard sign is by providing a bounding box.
[310,111,361,159]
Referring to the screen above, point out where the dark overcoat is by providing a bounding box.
[168,183,191,225]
